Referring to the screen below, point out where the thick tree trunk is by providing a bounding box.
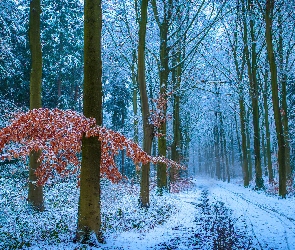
[265,0,286,198]
[138,0,153,208]
[76,0,103,243]
[28,0,44,212]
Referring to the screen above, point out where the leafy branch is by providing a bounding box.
[0,108,183,185]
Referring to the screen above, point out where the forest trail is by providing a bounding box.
[194,178,295,250]
[103,177,295,249]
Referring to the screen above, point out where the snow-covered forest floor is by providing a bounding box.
[1,162,295,249]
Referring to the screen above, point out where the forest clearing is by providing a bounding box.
[1,0,295,248]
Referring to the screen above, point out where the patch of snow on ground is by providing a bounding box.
[1,164,295,249]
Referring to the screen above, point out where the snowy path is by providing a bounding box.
[194,178,295,250]
[102,177,295,249]
[102,187,201,249]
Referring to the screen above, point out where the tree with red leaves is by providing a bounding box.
[0,108,181,184]
[0,108,182,243]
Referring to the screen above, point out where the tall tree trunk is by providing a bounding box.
[234,110,242,165]
[246,110,253,180]
[214,112,221,180]
[171,47,182,183]
[230,124,235,173]
[265,0,286,198]
[261,129,267,176]
[232,3,248,186]
[28,0,44,212]
[239,98,249,187]
[278,11,291,178]
[76,0,103,243]
[151,0,173,193]
[219,115,230,183]
[184,113,190,168]
[156,27,169,192]
[132,49,139,144]
[138,0,153,207]
[243,0,264,189]
[219,116,226,182]
[263,65,273,181]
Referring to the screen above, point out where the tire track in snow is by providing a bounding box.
[215,188,264,250]
[193,183,257,249]
[216,184,294,250]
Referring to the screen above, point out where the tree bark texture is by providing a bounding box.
[138,0,153,208]
[28,0,44,212]
[76,0,103,243]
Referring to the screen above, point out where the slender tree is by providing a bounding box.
[262,61,273,181]
[151,0,173,194]
[28,0,44,212]
[230,4,249,186]
[265,0,286,198]
[277,8,291,178]
[242,0,264,189]
[138,0,154,207]
[76,0,104,243]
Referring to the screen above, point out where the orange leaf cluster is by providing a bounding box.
[0,108,183,185]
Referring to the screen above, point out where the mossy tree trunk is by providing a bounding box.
[28,0,44,212]
[265,0,286,198]
[138,0,154,208]
[76,0,103,243]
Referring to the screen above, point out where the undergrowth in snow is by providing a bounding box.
[101,179,177,234]
[1,163,294,249]
[0,162,179,249]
